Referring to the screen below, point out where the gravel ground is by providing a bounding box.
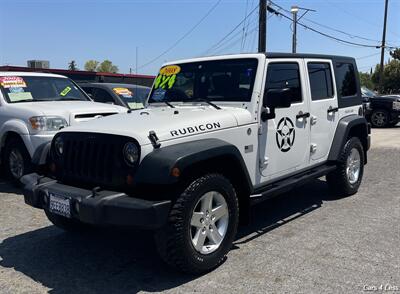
[0,127,399,294]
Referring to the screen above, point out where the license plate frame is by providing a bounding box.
[49,192,71,218]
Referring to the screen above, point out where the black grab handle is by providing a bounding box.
[327,107,339,113]
[296,112,310,119]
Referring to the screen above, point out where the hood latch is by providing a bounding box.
[148,131,161,149]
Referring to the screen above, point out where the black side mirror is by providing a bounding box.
[263,88,292,109]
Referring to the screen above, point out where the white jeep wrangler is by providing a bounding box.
[0,72,126,182]
[22,53,370,273]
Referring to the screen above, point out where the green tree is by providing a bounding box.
[390,48,400,61]
[371,60,400,93]
[97,60,119,73]
[359,72,375,89]
[68,60,78,71]
[84,60,99,72]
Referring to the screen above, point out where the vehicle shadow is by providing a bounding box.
[0,179,338,293]
[0,174,21,195]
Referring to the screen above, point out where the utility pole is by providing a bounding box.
[291,6,299,53]
[290,6,315,54]
[258,0,267,53]
[379,0,389,92]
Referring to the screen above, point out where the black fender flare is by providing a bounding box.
[134,138,253,192]
[328,115,370,162]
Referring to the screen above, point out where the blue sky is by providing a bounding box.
[0,0,399,75]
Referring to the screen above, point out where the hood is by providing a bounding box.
[370,95,400,102]
[9,101,126,124]
[60,106,253,146]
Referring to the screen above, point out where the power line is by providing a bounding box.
[269,1,399,49]
[138,0,222,70]
[267,3,381,49]
[203,4,260,55]
[325,0,400,39]
[356,52,381,60]
[240,0,250,51]
[206,16,259,55]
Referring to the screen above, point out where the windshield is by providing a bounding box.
[148,58,258,104]
[113,86,149,109]
[361,87,376,98]
[0,76,89,103]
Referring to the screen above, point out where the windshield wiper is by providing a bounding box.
[192,98,221,110]
[163,101,175,108]
[58,97,84,101]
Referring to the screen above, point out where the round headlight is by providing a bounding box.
[123,142,139,166]
[54,136,64,156]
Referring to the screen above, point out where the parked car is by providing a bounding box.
[23,53,370,273]
[79,83,150,109]
[361,87,400,127]
[0,72,126,182]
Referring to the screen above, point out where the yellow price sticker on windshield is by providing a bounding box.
[159,65,181,76]
[60,86,72,96]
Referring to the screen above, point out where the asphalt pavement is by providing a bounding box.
[0,126,399,294]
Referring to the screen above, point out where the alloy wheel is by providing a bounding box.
[190,191,229,255]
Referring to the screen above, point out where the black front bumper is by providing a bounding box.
[22,173,171,229]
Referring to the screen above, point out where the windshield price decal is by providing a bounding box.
[154,65,181,90]
[60,86,72,96]
[0,76,27,88]
[113,87,133,97]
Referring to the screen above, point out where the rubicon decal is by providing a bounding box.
[170,122,221,137]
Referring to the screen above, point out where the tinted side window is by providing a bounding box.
[81,87,93,95]
[307,63,334,100]
[335,63,357,97]
[93,88,114,103]
[265,63,302,103]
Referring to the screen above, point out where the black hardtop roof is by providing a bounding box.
[265,52,355,61]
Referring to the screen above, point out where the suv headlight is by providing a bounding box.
[393,100,400,110]
[54,136,64,156]
[123,142,139,166]
[29,116,68,132]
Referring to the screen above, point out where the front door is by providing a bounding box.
[258,60,311,181]
[305,59,339,162]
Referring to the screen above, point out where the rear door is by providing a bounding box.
[258,60,311,181]
[305,59,338,162]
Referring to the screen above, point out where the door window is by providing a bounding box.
[307,63,334,100]
[335,63,357,97]
[81,87,94,96]
[93,88,115,103]
[265,63,302,104]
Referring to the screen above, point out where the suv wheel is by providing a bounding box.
[2,137,33,183]
[370,109,389,127]
[326,137,364,196]
[155,173,239,274]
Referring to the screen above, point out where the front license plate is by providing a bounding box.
[49,193,71,218]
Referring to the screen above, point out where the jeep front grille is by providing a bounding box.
[52,132,139,189]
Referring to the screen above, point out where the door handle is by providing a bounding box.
[327,107,339,114]
[296,111,310,120]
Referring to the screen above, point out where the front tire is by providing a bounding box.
[370,109,389,128]
[2,137,33,184]
[155,173,239,274]
[326,137,364,196]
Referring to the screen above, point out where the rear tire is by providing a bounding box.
[2,137,33,184]
[326,137,364,196]
[45,210,90,232]
[155,173,239,274]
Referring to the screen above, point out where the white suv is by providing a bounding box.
[22,53,370,273]
[0,72,126,181]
